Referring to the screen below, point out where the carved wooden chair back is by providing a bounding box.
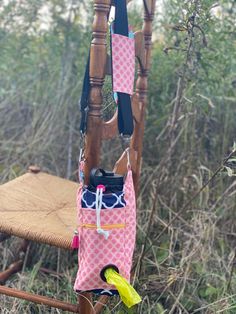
[84,0,156,194]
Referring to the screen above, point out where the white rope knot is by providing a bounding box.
[97,228,110,239]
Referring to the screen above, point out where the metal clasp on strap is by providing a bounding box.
[120,134,132,170]
[79,132,86,163]
[120,134,131,151]
[126,147,131,169]
[78,132,86,184]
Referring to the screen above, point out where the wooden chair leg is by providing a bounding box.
[0,286,79,313]
[0,260,23,284]
[0,239,29,284]
[78,292,93,314]
[94,295,109,314]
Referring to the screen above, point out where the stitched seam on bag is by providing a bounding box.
[124,171,130,278]
[79,223,126,230]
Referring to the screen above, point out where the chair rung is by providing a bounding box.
[0,286,79,313]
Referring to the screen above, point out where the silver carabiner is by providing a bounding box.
[120,134,131,151]
[126,147,131,169]
[79,132,85,162]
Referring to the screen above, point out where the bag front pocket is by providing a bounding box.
[81,206,126,226]
[74,186,132,293]
[74,221,128,292]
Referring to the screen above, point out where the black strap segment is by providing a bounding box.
[79,52,90,134]
[79,0,134,137]
[113,0,128,36]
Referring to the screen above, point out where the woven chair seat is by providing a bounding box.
[0,171,78,250]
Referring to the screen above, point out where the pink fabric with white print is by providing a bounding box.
[111,34,135,95]
[74,169,136,292]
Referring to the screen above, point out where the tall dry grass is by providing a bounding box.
[1,0,236,313]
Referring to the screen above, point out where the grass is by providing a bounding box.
[1,0,236,313]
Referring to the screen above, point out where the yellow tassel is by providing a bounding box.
[104,268,141,308]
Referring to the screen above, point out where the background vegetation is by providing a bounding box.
[0,0,236,313]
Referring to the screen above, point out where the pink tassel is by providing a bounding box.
[71,231,79,249]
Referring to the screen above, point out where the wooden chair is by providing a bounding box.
[0,0,156,313]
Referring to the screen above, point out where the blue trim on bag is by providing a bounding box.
[81,188,126,209]
[76,289,118,296]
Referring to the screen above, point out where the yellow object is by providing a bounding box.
[80,223,125,230]
[104,268,142,308]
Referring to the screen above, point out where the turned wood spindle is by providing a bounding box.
[84,0,111,183]
[80,1,111,313]
[131,0,156,192]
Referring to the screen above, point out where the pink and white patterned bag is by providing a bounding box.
[74,167,136,295]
